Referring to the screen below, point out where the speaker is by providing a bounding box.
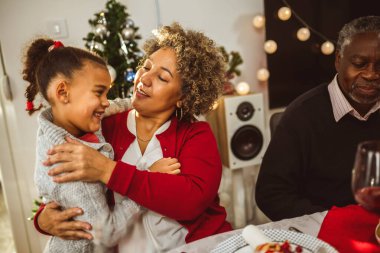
[206,93,266,169]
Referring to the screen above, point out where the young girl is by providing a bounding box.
[23,38,180,252]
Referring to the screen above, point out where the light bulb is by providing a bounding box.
[212,100,219,110]
[278,7,292,21]
[257,68,270,82]
[252,15,265,29]
[297,27,310,41]
[236,82,250,95]
[321,41,335,55]
[264,40,278,54]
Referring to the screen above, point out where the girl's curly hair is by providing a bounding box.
[142,22,226,122]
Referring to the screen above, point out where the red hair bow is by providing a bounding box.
[48,41,64,52]
[53,41,64,49]
[26,101,34,111]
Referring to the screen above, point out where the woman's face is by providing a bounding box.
[132,47,182,118]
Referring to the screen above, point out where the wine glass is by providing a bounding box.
[352,140,380,212]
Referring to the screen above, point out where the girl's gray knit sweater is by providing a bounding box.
[35,108,140,253]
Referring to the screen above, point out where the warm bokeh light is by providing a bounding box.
[236,82,250,95]
[252,15,265,29]
[264,40,278,54]
[297,27,311,41]
[321,41,335,55]
[257,68,270,82]
[278,7,292,21]
[212,100,219,110]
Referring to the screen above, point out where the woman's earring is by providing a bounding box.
[175,107,183,121]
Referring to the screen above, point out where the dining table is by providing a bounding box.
[169,211,327,253]
[169,205,380,253]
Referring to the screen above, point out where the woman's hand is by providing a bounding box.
[43,137,116,184]
[39,202,93,240]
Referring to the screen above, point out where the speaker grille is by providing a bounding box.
[230,125,263,161]
[236,101,254,121]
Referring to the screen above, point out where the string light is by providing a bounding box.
[321,41,335,55]
[236,82,250,95]
[264,40,278,54]
[254,0,336,84]
[279,0,335,54]
[278,7,292,21]
[252,14,265,29]
[296,27,310,41]
[257,68,270,82]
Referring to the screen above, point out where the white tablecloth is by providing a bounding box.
[168,211,327,253]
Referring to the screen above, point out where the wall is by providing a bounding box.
[0,0,266,252]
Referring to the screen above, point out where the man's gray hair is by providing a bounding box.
[337,16,380,56]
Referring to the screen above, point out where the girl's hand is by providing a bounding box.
[43,137,116,184]
[149,157,181,174]
[38,202,92,240]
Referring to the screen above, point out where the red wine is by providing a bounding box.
[355,186,380,211]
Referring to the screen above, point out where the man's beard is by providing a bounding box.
[349,82,380,105]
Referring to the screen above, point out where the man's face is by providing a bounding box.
[335,32,380,109]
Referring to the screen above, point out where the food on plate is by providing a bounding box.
[254,240,303,253]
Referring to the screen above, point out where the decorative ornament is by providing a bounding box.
[122,27,135,40]
[93,41,105,52]
[94,24,107,37]
[264,40,278,54]
[236,82,250,95]
[321,41,335,55]
[223,81,235,95]
[278,7,292,21]
[134,51,144,58]
[98,12,107,25]
[125,68,136,82]
[125,18,135,28]
[297,27,311,41]
[252,15,265,29]
[257,68,270,82]
[107,65,117,83]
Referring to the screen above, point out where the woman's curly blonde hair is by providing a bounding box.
[142,22,226,122]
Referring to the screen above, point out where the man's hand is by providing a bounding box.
[38,202,92,240]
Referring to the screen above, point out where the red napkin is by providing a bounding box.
[318,205,380,253]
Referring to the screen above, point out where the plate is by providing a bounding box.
[211,229,337,253]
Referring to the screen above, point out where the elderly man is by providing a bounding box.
[256,16,380,221]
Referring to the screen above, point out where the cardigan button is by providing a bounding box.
[103,144,112,152]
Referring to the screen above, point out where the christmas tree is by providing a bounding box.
[83,0,143,99]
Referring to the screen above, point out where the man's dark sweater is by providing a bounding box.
[255,83,380,221]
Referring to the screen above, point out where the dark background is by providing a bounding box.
[265,0,380,109]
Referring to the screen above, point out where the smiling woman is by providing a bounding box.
[36,22,232,253]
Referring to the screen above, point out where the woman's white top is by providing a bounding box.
[116,109,188,253]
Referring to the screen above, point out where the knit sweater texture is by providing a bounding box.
[256,83,380,221]
[35,108,139,253]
